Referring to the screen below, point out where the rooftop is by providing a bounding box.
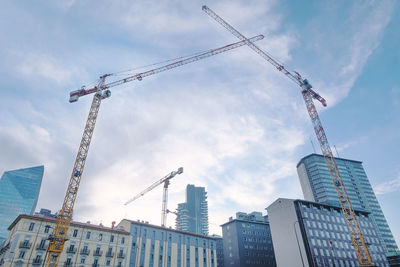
[8,214,129,235]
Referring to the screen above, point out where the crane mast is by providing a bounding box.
[202,5,374,266]
[47,35,264,266]
[45,75,111,267]
[124,167,183,227]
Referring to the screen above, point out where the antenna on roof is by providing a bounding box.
[334,145,340,158]
[310,137,316,153]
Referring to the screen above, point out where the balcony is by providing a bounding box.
[36,244,48,251]
[64,262,73,267]
[92,264,99,267]
[80,249,90,255]
[105,251,114,257]
[93,250,103,257]
[66,247,77,254]
[117,253,125,259]
[32,259,43,266]
[19,241,31,249]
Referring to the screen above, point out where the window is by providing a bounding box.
[80,258,86,264]
[44,225,50,233]
[73,229,78,237]
[106,259,111,266]
[110,235,114,242]
[39,238,46,248]
[99,233,103,241]
[18,251,25,258]
[29,222,35,231]
[86,231,91,239]
[121,237,125,244]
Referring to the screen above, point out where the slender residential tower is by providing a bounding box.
[176,184,209,235]
[297,153,398,256]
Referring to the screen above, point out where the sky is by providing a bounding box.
[0,0,399,245]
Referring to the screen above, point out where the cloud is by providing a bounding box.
[17,53,75,84]
[0,0,395,238]
[374,175,400,195]
[298,1,394,106]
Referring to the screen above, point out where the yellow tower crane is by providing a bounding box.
[202,5,374,266]
[44,35,265,267]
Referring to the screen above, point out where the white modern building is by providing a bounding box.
[266,198,389,267]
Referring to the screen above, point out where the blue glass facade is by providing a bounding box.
[176,185,209,235]
[221,212,276,267]
[297,154,398,254]
[0,166,44,243]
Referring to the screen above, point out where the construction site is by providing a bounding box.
[0,2,399,267]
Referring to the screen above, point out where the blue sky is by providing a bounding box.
[0,0,398,245]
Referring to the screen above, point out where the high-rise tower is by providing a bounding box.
[297,153,398,255]
[176,184,209,235]
[0,165,44,244]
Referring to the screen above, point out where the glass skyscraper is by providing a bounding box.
[176,184,209,235]
[297,153,398,255]
[0,165,44,243]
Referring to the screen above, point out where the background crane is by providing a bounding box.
[202,5,374,266]
[124,167,184,227]
[45,34,265,267]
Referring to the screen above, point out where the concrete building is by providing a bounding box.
[176,185,209,236]
[0,214,131,267]
[221,211,276,267]
[297,153,399,255]
[0,166,44,244]
[211,235,224,267]
[117,219,218,267]
[266,198,389,267]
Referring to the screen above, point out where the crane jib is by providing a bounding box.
[69,35,264,102]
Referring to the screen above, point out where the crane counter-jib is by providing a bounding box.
[69,34,264,103]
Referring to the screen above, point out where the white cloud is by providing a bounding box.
[374,175,400,195]
[17,54,73,84]
[0,0,395,238]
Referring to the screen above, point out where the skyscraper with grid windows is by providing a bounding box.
[297,153,398,256]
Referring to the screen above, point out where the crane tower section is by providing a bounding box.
[202,5,373,266]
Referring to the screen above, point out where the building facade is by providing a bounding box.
[0,214,131,267]
[0,166,44,244]
[176,185,209,236]
[297,153,399,254]
[117,219,218,267]
[221,212,276,267]
[266,198,389,267]
[211,235,224,267]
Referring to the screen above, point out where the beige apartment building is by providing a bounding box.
[0,214,131,267]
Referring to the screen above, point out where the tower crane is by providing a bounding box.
[45,35,265,267]
[202,6,374,266]
[124,167,184,227]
